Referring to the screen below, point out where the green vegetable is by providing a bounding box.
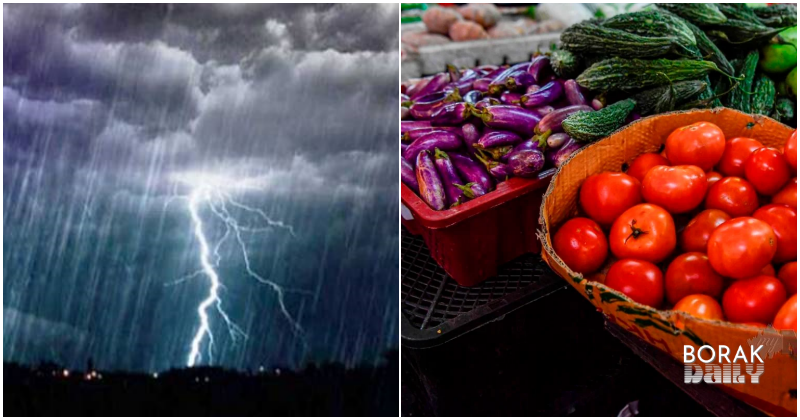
[759,41,797,74]
[550,49,581,79]
[772,98,796,126]
[632,80,708,115]
[563,99,636,143]
[602,10,701,58]
[694,75,722,108]
[576,58,721,91]
[671,14,735,76]
[560,21,675,58]
[655,3,727,26]
[751,74,776,116]
[753,5,797,28]
[788,67,797,96]
[708,20,787,45]
[718,3,762,25]
[727,50,759,113]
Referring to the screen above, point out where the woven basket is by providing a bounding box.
[539,108,797,416]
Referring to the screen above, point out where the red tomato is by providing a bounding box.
[773,294,797,332]
[785,130,797,171]
[673,294,724,321]
[626,153,670,182]
[706,171,722,188]
[609,204,676,263]
[579,172,642,226]
[722,275,787,323]
[680,209,731,253]
[742,322,767,328]
[771,178,797,209]
[704,176,759,217]
[605,259,664,308]
[717,137,763,177]
[761,264,776,276]
[553,217,609,275]
[642,165,707,214]
[778,261,797,296]
[665,122,726,171]
[744,147,791,196]
[708,217,777,279]
[665,252,723,305]
[752,204,797,263]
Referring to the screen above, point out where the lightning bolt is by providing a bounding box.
[169,183,306,368]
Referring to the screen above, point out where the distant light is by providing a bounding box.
[259,366,265,373]
[97,374,103,380]
[195,377,200,383]
[204,376,210,383]
[275,368,281,376]
[90,371,98,378]
[152,372,159,379]
[85,373,92,381]
[62,369,70,378]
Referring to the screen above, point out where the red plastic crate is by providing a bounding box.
[401,169,555,287]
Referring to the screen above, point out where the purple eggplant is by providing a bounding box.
[406,77,431,98]
[488,62,531,95]
[431,102,472,126]
[463,90,484,104]
[434,148,468,207]
[536,105,593,134]
[402,120,432,134]
[401,107,410,120]
[401,93,410,105]
[416,150,446,210]
[507,148,545,178]
[472,77,492,92]
[403,126,463,143]
[401,143,408,155]
[546,137,582,168]
[500,91,523,105]
[448,67,482,94]
[475,130,522,149]
[484,145,514,161]
[525,84,541,95]
[563,79,589,106]
[411,72,450,100]
[401,156,419,194]
[473,105,541,135]
[511,135,547,156]
[546,132,570,149]
[519,80,563,108]
[475,149,513,180]
[591,99,604,110]
[449,153,494,197]
[461,121,482,156]
[403,131,463,162]
[474,97,501,110]
[409,90,462,120]
[506,71,536,91]
[532,105,555,117]
[527,55,552,83]
[447,64,461,83]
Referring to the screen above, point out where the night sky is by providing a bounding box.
[3,4,398,373]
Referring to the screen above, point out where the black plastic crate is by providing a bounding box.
[401,227,566,348]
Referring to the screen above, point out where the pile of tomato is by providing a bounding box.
[554,122,797,332]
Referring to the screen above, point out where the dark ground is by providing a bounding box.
[401,287,715,417]
[4,351,398,416]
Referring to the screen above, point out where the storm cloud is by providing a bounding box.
[3,4,398,372]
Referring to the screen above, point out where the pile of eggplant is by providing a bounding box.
[401,56,609,211]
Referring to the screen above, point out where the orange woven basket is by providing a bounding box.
[539,108,797,416]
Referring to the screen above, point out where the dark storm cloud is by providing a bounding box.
[3,4,398,371]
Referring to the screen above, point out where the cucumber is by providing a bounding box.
[576,58,721,91]
[655,3,727,26]
[550,49,581,79]
[752,4,797,27]
[751,74,776,116]
[726,50,759,113]
[562,98,636,143]
[560,21,676,58]
[632,80,708,115]
[772,98,796,127]
[602,10,701,58]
